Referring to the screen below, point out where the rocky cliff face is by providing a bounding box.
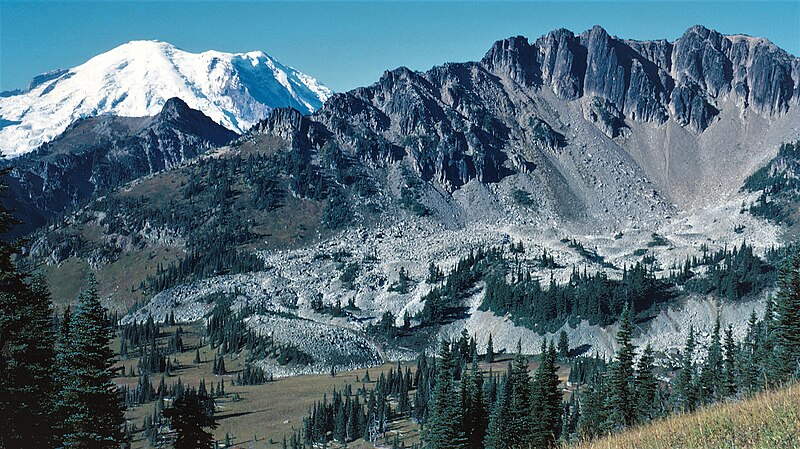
[2,98,237,235]
[510,25,797,131]
[252,25,799,215]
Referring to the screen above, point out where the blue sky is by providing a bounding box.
[2,1,799,93]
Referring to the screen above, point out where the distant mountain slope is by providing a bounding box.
[0,40,332,156]
[2,98,238,235]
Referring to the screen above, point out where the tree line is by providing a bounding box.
[204,292,313,366]
[743,141,800,224]
[418,240,782,334]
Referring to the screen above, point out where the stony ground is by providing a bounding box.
[124,171,784,375]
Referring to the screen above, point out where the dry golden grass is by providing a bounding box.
[41,245,181,311]
[569,384,800,449]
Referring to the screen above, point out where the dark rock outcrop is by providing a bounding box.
[497,25,796,132]
[536,29,586,99]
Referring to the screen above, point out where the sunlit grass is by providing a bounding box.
[568,383,800,449]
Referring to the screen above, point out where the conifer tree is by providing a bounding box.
[164,390,218,449]
[530,341,562,448]
[485,334,495,363]
[460,357,488,448]
[486,342,534,448]
[604,306,636,429]
[674,326,697,412]
[55,306,74,441]
[698,316,723,403]
[577,375,607,439]
[761,295,782,384]
[58,276,126,448]
[773,249,800,378]
[508,341,532,443]
[484,366,513,449]
[333,403,347,442]
[558,331,569,358]
[634,344,657,423]
[216,354,226,375]
[723,325,738,397]
[740,311,761,393]
[423,341,466,449]
[457,328,471,362]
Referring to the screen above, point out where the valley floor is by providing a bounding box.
[121,356,419,449]
[116,321,571,449]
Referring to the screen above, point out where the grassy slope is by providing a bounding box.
[37,137,329,311]
[569,384,800,449]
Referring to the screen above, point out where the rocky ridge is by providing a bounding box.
[255,25,799,215]
[2,98,238,235]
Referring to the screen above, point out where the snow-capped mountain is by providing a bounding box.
[0,40,332,157]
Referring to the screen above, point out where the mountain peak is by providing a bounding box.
[119,39,174,48]
[159,96,192,117]
[0,41,332,157]
[151,96,237,145]
[683,24,714,36]
[98,40,180,60]
[585,24,610,38]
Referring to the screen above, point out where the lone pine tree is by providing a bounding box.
[58,276,126,449]
[164,390,218,449]
[485,334,495,363]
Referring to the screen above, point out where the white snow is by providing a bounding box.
[0,40,333,157]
